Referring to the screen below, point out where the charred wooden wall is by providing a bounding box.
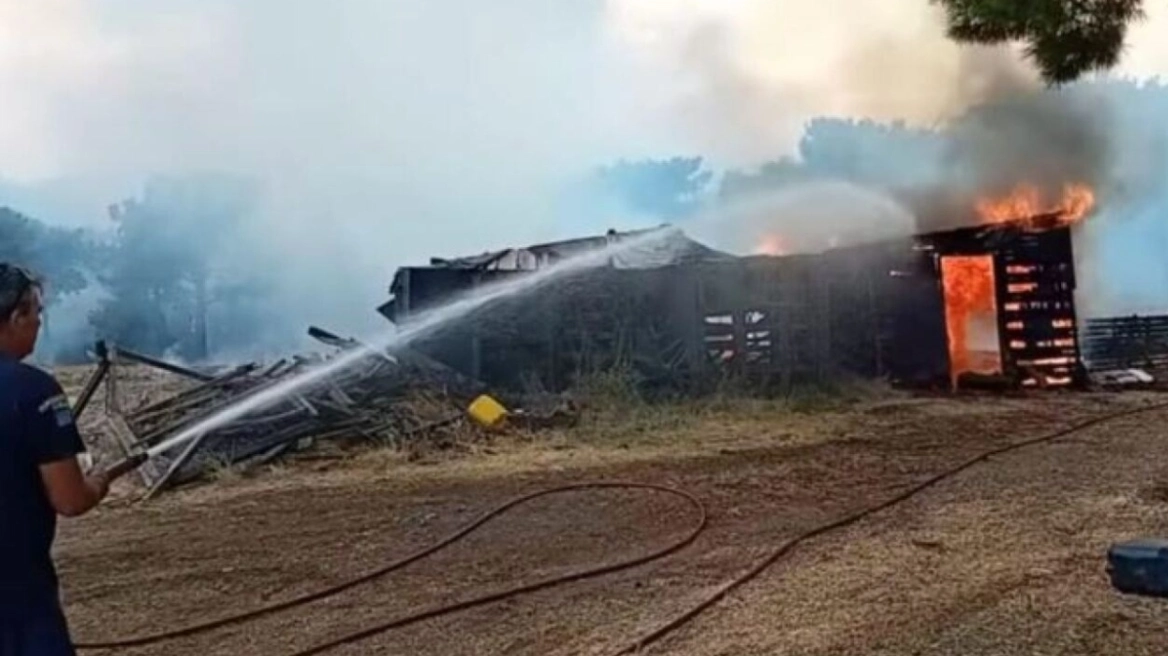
[1082,314,1168,371]
[919,225,1081,385]
[383,224,1080,393]
[391,266,705,393]
[816,239,949,386]
[386,239,947,393]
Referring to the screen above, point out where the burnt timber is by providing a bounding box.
[381,222,1083,393]
[916,222,1082,387]
[1082,314,1168,373]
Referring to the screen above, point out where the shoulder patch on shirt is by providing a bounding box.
[37,393,75,428]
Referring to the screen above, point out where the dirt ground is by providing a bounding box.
[53,387,1168,656]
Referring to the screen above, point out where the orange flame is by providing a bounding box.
[941,255,1001,386]
[756,234,788,256]
[975,183,1096,229]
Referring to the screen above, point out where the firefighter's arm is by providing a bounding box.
[39,459,109,518]
[23,371,109,517]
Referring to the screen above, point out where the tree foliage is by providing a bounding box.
[719,77,1168,238]
[89,174,263,359]
[933,0,1146,84]
[0,208,95,302]
[720,118,946,201]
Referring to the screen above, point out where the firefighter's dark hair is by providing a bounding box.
[0,264,40,322]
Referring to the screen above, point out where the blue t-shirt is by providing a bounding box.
[0,357,85,617]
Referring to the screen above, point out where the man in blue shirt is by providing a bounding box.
[0,264,110,655]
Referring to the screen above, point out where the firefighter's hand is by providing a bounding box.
[40,458,110,517]
[86,471,111,502]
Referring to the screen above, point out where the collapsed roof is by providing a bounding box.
[423,225,733,272]
[380,225,733,324]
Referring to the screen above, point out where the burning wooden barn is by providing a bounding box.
[380,188,1091,393]
[885,221,1081,388]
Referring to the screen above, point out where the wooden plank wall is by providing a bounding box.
[1082,315,1168,371]
[394,225,1091,393]
[396,243,935,393]
[992,229,1080,385]
[694,255,837,390]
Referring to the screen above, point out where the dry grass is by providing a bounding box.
[333,374,902,489]
[51,358,899,478]
[205,455,248,483]
[47,361,1168,656]
[52,384,1168,656]
[648,407,1168,656]
[91,367,907,505]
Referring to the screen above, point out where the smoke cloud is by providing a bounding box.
[601,0,1047,166]
[605,1,1123,220]
[5,0,1168,363]
[894,82,1119,233]
[0,0,672,357]
[604,0,1168,320]
[601,0,1102,251]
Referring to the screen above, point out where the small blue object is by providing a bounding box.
[1107,538,1168,598]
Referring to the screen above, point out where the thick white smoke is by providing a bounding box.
[604,0,1168,159]
[601,0,1044,165]
[5,0,1168,359]
[605,1,1168,318]
[0,0,673,348]
[599,0,1043,256]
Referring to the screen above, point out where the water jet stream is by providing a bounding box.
[145,228,675,458]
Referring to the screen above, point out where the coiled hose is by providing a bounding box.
[75,482,708,654]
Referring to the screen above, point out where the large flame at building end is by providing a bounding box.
[941,255,1000,387]
[975,183,1096,229]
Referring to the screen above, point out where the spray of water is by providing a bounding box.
[685,181,919,256]
[146,228,675,458]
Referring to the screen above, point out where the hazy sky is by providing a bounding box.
[607,0,1168,160]
[4,0,1168,335]
[0,0,667,336]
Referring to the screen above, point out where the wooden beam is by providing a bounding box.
[142,426,212,500]
[103,413,157,488]
[115,346,216,382]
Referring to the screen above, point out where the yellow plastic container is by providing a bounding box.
[467,394,509,429]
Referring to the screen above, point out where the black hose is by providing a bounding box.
[609,398,1168,655]
[75,398,1168,655]
[74,482,707,652]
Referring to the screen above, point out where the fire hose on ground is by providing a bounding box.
[78,399,1168,655]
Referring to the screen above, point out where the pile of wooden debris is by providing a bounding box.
[73,327,509,497]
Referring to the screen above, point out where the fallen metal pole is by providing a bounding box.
[114,345,215,382]
[307,326,397,364]
[307,326,360,349]
[72,341,111,418]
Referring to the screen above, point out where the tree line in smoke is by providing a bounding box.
[0,175,272,364]
[5,77,1168,363]
[598,77,1168,230]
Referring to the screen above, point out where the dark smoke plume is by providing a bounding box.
[896,81,1115,233]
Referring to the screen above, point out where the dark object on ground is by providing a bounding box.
[1107,539,1168,599]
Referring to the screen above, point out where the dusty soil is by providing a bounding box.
[54,389,1168,656]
